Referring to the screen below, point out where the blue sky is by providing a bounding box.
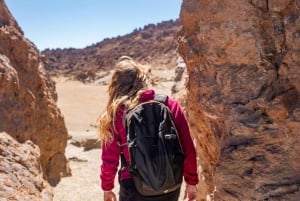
[5,0,182,50]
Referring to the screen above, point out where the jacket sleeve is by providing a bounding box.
[167,98,199,185]
[100,134,120,191]
[100,106,125,191]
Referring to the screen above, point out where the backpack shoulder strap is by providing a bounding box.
[115,133,128,168]
[153,94,168,103]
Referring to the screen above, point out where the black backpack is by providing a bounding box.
[122,94,184,196]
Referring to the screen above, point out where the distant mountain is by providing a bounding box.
[42,19,180,80]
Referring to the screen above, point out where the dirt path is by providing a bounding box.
[52,77,105,201]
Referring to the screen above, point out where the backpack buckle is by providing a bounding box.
[164,134,177,140]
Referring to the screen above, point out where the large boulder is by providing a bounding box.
[0,0,70,186]
[0,132,53,201]
[178,0,300,200]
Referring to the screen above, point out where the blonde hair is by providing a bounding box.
[98,56,149,145]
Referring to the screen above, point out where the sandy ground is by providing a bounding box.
[52,70,186,201]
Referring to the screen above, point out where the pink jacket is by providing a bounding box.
[100,89,199,191]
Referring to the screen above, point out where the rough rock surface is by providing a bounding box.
[178,0,300,200]
[69,136,101,151]
[0,0,70,186]
[171,56,188,104]
[0,132,53,201]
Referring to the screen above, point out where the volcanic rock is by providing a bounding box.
[179,0,300,200]
[0,0,70,187]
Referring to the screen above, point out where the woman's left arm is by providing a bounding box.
[167,98,199,185]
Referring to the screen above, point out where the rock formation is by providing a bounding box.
[0,132,53,201]
[0,0,70,189]
[42,20,180,81]
[178,0,300,200]
[171,56,188,104]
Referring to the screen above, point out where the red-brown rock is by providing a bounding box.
[0,132,53,201]
[179,0,300,200]
[42,20,180,81]
[0,0,70,186]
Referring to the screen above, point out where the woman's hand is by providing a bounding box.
[104,191,116,201]
[184,184,198,201]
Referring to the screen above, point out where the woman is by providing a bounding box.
[98,56,199,201]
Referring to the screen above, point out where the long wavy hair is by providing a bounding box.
[98,56,149,145]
